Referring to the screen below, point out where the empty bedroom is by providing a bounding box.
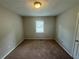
[0,0,79,59]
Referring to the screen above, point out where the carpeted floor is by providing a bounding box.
[5,40,73,59]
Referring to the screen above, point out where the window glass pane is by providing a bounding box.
[36,21,44,33]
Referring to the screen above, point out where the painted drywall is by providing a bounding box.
[0,5,23,59]
[23,16,56,39]
[56,7,77,56]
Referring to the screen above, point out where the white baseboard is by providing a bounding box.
[24,38,55,40]
[56,39,73,57]
[2,39,24,59]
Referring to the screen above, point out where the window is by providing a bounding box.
[36,21,44,33]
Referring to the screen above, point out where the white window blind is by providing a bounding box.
[36,21,44,33]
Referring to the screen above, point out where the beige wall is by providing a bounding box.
[56,7,77,56]
[0,6,24,59]
[23,16,56,39]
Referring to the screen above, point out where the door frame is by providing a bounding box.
[73,10,79,58]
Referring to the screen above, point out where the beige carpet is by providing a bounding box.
[5,40,73,59]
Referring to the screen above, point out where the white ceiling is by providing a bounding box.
[0,0,79,16]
